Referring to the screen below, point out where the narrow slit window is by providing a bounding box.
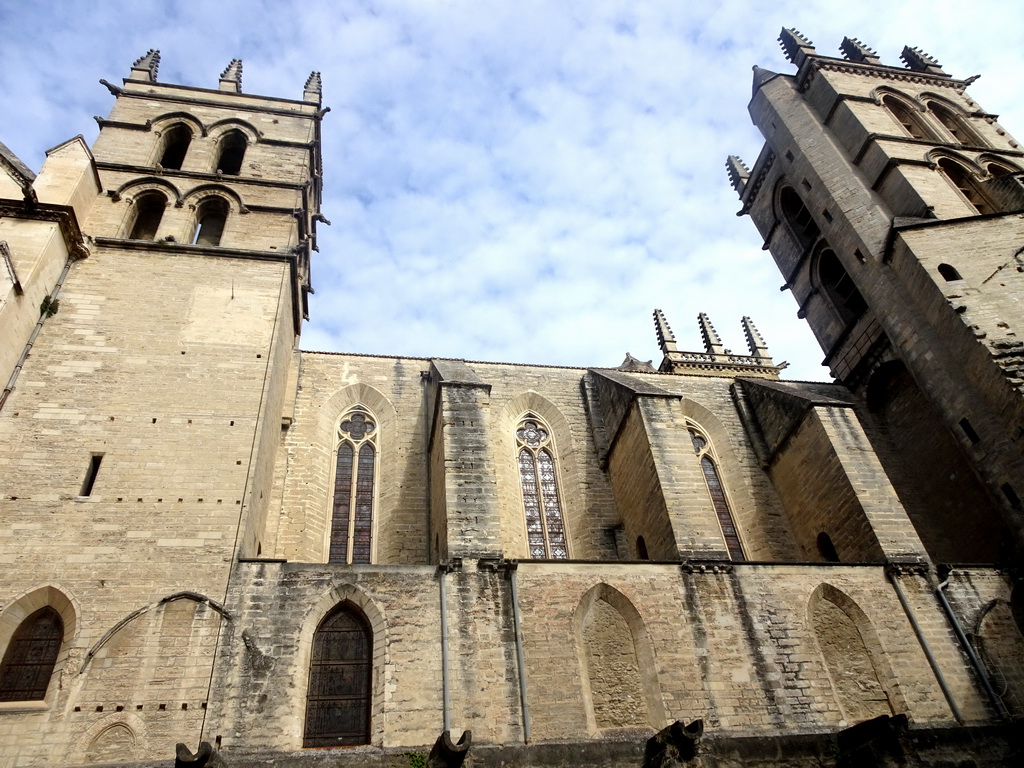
[80,454,103,497]
[329,407,377,564]
[516,415,568,559]
[689,426,744,561]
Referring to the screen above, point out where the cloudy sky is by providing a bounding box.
[1,1,1020,380]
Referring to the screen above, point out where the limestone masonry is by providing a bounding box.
[0,30,1021,768]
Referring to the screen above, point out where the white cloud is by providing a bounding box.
[0,0,1021,380]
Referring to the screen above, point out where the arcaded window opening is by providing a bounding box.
[688,425,744,561]
[304,602,372,747]
[216,130,247,175]
[818,249,867,324]
[938,158,993,215]
[927,102,984,147]
[128,192,166,240]
[0,607,63,701]
[779,187,820,250]
[938,263,963,282]
[516,414,569,559]
[330,407,377,564]
[158,124,192,170]
[192,197,229,246]
[882,95,933,141]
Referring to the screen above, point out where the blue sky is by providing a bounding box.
[1,1,1020,380]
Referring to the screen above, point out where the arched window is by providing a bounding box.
[818,249,867,323]
[881,95,934,141]
[516,414,568,559]
[779,187,819,250]
[330,407,377,564]
[986,161,1017,178]
[128,192,166,240]
[688,425,744,561]
[938,263,962,282]
[927,102,984,147]
[938,158,993,215]
[304,603,372,747]
[816,532,840,562]
[158,124,191,170]
[192,197,229,246]
[0,607,63,701]
[216,130,247,175]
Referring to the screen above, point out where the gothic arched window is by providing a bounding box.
[330,407,377,564]
[937,158,993,215]
[128,192,166,240]
[817,248,867,324]
[216,130,247,175]
[516,415,569,559]
[303,603,372,747]
[0,607,63,701]
[926,102,984,147]
[158,123,192,170]
[688,425,744,561]
[881,95,934,141]
[779,187,820,251]
[192,197,229,246]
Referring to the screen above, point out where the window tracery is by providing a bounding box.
[0,607,63,701]
[515,414,568,559]
[330,407,377,564]
[688,425,744,561]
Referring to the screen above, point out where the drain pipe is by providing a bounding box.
[437,560,457,733]
[887,565,963,723]
[935,569,1010,720]
[0,259,73,413]
[504,560,532,743]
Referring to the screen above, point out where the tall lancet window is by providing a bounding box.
[688,425,744,561]
[330,407,377,564]
[516,415,569,559]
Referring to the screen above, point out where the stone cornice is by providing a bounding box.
[0,199,89,260]
[797,56,970,94]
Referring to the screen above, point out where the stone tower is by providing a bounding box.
[730,30,1024,564]
[0,52,323,764]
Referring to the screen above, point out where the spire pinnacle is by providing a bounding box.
[219,59,243,93]
[778,28,816,67]
[130,49,160,82]
[698,313,726,356]
[303,71,323,104]
[840,37,882,65]
[653,309,679,356]
[741,316,773,362]
[726,155,750,195]
[900,46,948,76]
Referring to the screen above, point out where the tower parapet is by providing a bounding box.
[654,309,780,378]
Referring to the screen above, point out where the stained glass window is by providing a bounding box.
[689,426,744,561]
[516,415,569,559]
[330,407,377,564]
[0,607,63,701]
[304,603,372,747]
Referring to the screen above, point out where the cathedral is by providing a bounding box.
[0,28,1021,768]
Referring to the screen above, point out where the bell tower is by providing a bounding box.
[730,30,1024,562]
[0,52,325,763]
